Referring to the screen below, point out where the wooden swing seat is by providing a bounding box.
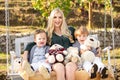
[9,35,114,80]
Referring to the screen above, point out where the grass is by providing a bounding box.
[0,64,7,71]
[0,53,7,59]
[0,25,42,34]
[0,53,8,71]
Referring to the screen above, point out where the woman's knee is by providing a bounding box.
[66,62,77,71]
[53,63,65,71]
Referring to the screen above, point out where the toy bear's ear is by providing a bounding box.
[10,51,17,59]
[10,51,23,60]
[67,47,78,54]
[63,50,68,55]
[50,44,63,50]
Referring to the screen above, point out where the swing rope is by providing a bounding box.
[104,0,107,48]
[103,0,116,77]
[110,0,116,73]
[5,0,10,76]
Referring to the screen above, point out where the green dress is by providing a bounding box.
[51,27,75,49]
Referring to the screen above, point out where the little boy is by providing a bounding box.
[22,29,51,79]
[73,26,89,52]
[73,26,108,79]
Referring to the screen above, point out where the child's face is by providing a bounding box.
[76,34,87,44]
[34,32,47,47]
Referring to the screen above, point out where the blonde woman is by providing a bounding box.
[46,8,75,49]
[23,8,76,80]
[46,8,76,80]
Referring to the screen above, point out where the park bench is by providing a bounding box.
[9,35,113,80]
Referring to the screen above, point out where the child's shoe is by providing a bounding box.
[101,67,108,79]
[39,66,50,79]
[22,61,35,76]
[90,64,98,79]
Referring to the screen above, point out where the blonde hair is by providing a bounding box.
[74,26,89,38]
[46,8,73,44]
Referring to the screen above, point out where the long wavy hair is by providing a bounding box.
[46,8,73,45]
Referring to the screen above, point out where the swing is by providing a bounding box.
[5,0,115,80]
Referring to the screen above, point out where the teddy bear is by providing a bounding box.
[13,56,23,73]
[84,35,100,55]
[45,44,68,64]
[64,47,82,66]
[9,51,33,80]
[80,35,100,66]
[9,51,23,73]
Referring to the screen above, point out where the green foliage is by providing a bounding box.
[32,0,79,27]
[32,0,74,18]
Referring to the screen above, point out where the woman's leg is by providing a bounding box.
[66,62,77,80]
[52,63,65,80]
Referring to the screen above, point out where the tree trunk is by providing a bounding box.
[88,2,92,29]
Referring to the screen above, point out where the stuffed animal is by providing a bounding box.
[84,35,100,55]
[45,44,68,64]
[80,35,100,63]
[84,35,100,48]
[9,51,33,80]
[64,47,81,65]
[81,50,95,63]
[9,56,23,73]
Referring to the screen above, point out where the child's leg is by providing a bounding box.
[40,62,51,73]
[39,65,50,79]
[66,62,77,80]
[93,57,108,79]
[83,61,92,72]
[101,67,108,79]
[31,62,39,71]
[22,61,35,76]
[52,63,65,80]
[38,62,51,79]
[83,61,98,79]
[93,57,104,71]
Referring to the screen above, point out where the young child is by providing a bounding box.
[22,29,51,79]
[73,26,89,52]
[73,26,108,79]
[81,35,108,79]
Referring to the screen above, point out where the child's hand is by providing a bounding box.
[45,59,49,63]
[96,47,102,57]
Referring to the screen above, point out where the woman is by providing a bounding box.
[23,8,76,80]
[46,8,76,80]
[46,8,75,49]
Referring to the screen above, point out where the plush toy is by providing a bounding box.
[64,47,81,65]
[81,50,95,63]
[80,35,100,63]
[45,44,68,64]
[9,56,23,73]
[9,51,33,80]
[84,35,100,55]
[9,51,22,73]
[84,35,100,48]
